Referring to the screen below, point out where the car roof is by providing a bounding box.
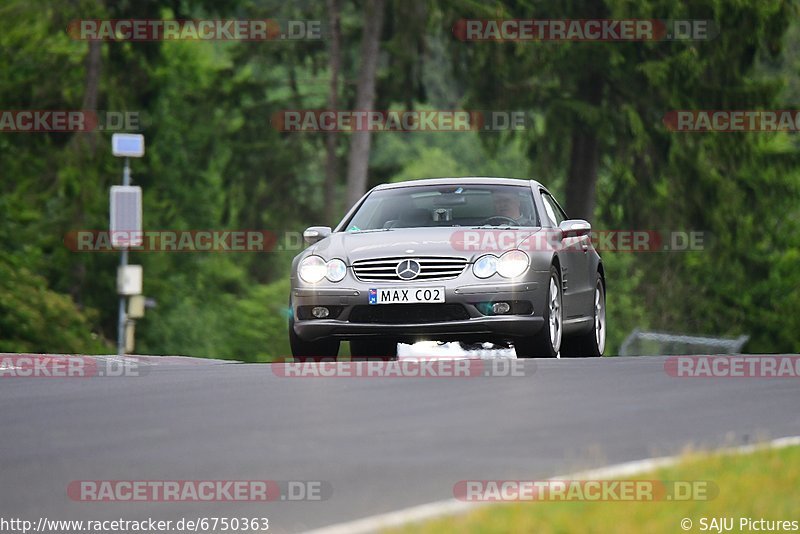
[373,177,546,191]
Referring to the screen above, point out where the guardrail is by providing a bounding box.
[619,329,749,356]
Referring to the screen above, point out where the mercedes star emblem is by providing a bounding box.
[396,259,421,280]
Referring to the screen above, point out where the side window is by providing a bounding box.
[540,192,566,226]
[552,196,568,222]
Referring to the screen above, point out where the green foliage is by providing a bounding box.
[599,252,649,355]
[1,0,799,358]
[136,257,292,362]
[0,257,108,353]
[447,0,800,353]
[371,111,532,184]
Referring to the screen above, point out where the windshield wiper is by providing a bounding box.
[348,228,394,234]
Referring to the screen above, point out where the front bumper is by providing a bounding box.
[291,272,550,343]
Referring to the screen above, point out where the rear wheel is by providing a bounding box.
[561,273,605,358]
[349,338,398,360]
[514,265,562,358]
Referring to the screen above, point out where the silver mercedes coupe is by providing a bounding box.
[289,177,605,359]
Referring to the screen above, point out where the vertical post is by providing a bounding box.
[117,157,131,356]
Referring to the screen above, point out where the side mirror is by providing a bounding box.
[559,219,591,238]
[303,226,331,245]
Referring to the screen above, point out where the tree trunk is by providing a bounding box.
[70,39,103,304]
[324,0,342,224]
[564,73,602,222]
[345,0,385,208]
[565,130,599,221]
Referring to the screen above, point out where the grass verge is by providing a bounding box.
[387,444,800,533]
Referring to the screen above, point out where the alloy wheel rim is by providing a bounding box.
[594,281,606,354]
[549,275,562,353]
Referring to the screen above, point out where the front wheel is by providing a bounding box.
[561,273,605,358]
[514,265,562,358]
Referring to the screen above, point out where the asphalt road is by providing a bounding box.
[1,354,799,533]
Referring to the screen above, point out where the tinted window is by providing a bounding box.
[541,192,567,226]
[342,184,539,230]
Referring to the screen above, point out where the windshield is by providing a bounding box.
[341,184,539,231]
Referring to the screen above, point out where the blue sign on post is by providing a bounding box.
[111,133,145,158]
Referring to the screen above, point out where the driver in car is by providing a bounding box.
[492,192,530,225]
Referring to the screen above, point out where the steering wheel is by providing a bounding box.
[480,215,518,226]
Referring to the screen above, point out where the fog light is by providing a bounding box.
[312,306,330,319]
[492,302,511,314]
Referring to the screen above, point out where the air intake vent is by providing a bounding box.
[349,304,469,324]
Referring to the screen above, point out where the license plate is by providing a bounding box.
[368,287,446,305]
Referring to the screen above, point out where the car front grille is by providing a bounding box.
[351,256,467,282]
[348,304,470,324]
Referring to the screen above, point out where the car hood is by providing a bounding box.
[309,227,543,264]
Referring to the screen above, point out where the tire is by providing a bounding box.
[349,338,398,360]
[514,265,562,358]
[561,273,606,358]
[289,300,340,361]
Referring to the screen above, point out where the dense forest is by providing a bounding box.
[2,0,799,360]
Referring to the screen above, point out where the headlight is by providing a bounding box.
[472,255,498,278]
[299,256,348,283]
[299,256,327,283]
[497,250,529,278]
[326,259,347,282]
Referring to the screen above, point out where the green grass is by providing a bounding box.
[387,444,800,534]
